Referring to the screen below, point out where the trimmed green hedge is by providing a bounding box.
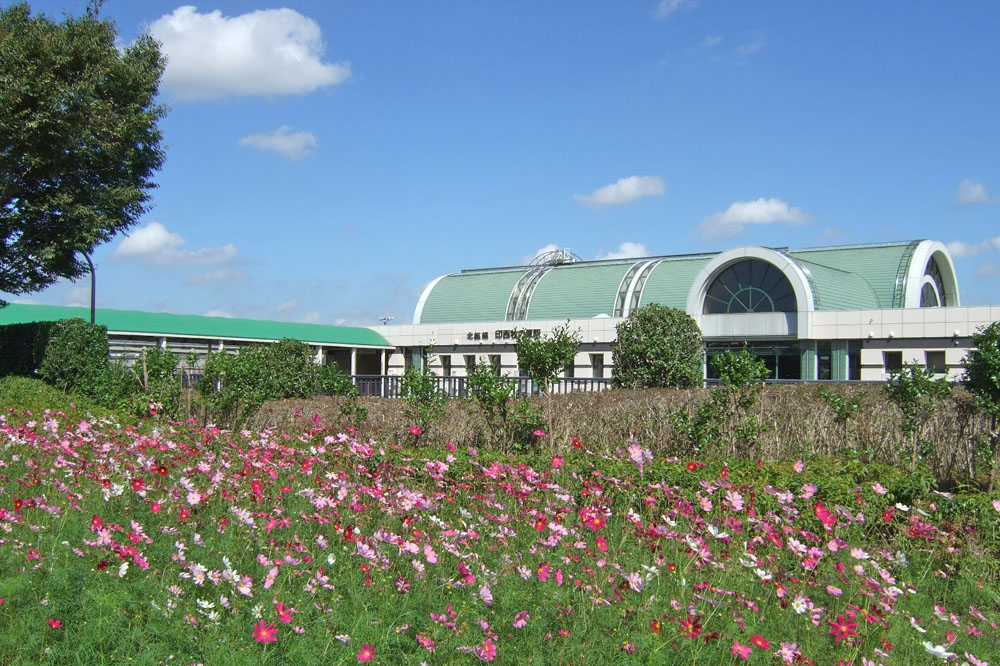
[0,320,57,377]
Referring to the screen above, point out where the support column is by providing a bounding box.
[832,341,849,380]
[350,348,357,376]
[315,346,324,365]
[800,344,816,380]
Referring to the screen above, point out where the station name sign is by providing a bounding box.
[466,328,541,342]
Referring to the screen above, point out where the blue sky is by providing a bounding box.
[8,1,1000,324]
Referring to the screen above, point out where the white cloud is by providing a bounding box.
[114,222,237,266]
[695,198,810,241]
[946,237,1000,258]
[975,262,1000,279]
[652,0,696,19]
[149,6,351,101]
[184,269,246,284]
[956,179,992,205]
[239,126,318,160]
[596,242,650,260]
[701,35,723,49]
[574,175,665,209]
[736,35,766,57]
[276,299,300,315]
[203,309,234,318]
[298,311,322,324]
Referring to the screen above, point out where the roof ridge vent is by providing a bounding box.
[531,248,581,266]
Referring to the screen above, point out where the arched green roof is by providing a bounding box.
[638,256,713,310]
[787,241,919,308]
[793,259,881,311]
[416,269,525,324]
[412,240,950,324]
[526,262,634,320]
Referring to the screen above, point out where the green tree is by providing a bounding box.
[38,317,108,393]
[400,362,447,445]
[884,363,952,473]
[963,321,1000,489]
[612,304,704,388]
[467,359,543,452]
[516,322,580,449]
[710,347,770,457]
[0,3,166,304]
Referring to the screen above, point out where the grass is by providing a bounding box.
[0,400,997,665]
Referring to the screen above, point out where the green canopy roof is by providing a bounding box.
[412,241,946,324]
[0,304,393,348]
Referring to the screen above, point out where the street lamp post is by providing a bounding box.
[80,250,95,324]
[379,315,394,326]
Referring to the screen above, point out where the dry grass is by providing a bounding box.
[250,384,993,483]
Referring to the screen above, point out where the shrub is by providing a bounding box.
[963,321,1000,489]
[612,304,703,388]
[885,363,952,472]
[467,360,543,451]
[710,347,770,456]
[138,346,181,417]
[516,322,580,449]
[400,364,447,444]
[0,321,57,377]
[38,318,108,394]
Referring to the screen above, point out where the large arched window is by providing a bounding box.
[703,259,797,314]
[920,257,948,307]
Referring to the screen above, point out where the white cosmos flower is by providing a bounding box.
[922,642,956,659]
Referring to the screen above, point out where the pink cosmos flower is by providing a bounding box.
[409,425,421,436]
[551,455,563,468]
[476,638,497,662]
[793,459,804,472]
[537,562,552,582]
[513,611,529,628]
[253,620,278,643]
[731,641,752,660]
[275,601,293,623]
[534,429,546,437]
[356,643,375,662]
[48,618,62,629]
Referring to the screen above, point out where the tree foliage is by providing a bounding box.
[884,363,952,472]
[0,3,166,303]
[38,317,108,393]
[963,321,1000,488]
[515,322,580,395]
[612,304,704,389]
[516,322,580,449]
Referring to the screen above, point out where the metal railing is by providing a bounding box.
[350,375,611,398]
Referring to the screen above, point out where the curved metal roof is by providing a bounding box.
[525,261,634,320]
[0,304,393,348]
[638,255,714,311]
[413,240,951,323]
[787,241,919,308]
[416,269,525,324]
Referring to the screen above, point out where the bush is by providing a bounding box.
[400,364,447,444]
[0,321,57,377]
[198,339,324,426]
[516,322,580,448]
[467,361,543,452]
[612,304,703,389]
[963,321,1000,488]
[38,318,108,394]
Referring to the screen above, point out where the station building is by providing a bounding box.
[380,240,1000,382]
[0,304,395,376]
[3,240,998,386]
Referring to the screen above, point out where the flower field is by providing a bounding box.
[0,407,998,665]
